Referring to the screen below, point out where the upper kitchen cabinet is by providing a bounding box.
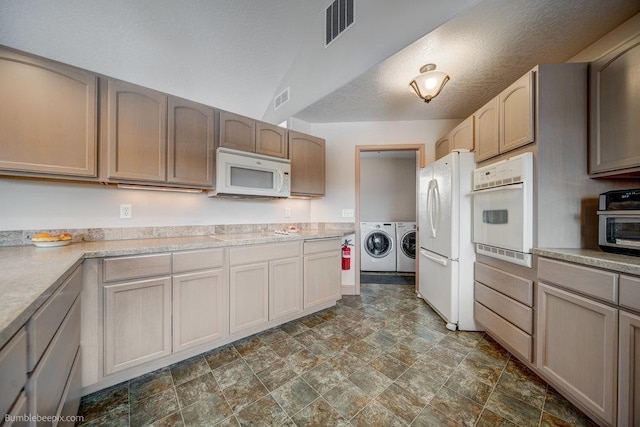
[435,136,450,161]
[219,111,288,159]
[499,71,535,153]
[451,116,474,152]
[434,116,474,161]
[102,78,168,183]
[102,79,215,189]
[0,47,98,178]
[288,130,326,197]
[473,69,535,163]
[218,111,256,153]
[256,122,287,158]
[589,34,640,177]
[474,97,500,162]
[167,97,215,187]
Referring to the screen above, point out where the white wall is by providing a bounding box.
[360,156,417,222]
[0,179,310,230]
[308,119,459,223]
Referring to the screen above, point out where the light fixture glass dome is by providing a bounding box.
[409,63,450,103]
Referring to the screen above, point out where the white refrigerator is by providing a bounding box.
[418,150,480,331]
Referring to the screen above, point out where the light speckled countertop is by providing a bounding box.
[534,248,640,276]
[0,229,353,349]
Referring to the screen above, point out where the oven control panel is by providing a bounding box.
[473,152,533,190]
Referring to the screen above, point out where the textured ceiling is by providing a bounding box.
[294,0,640,123]
[0,0,638,124]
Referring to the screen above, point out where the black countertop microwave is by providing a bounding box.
[598,189,640,256]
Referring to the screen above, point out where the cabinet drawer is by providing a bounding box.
[620,275,640,313]
[173,248,225,273]
[54,348,82,427]
[103,253,172,282]
[475,301,533,362]
[28,265,82,370]
[474,262,533,306]
[230,242,300,265]
[538,258,618,303]
[29,298,80,420]
[0,328,27,419]
[303,238,341,255]
[475,282,533,334]
[5,391,27,426]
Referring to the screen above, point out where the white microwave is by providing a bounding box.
[209,148,291,198]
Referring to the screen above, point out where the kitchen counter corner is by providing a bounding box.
[534,248,640,276]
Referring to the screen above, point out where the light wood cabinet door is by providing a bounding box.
[589,34,640,176]
[537,282,617,426]
[450,116,474,152]
[256,122,287,158]
[0,48,97,178]
[499,71,535,153]
[167,97,215,187]
[474,97,500,162]
[269,257,302,321]
[288,130,325,196]
[435,136,450,160]
[103,277,172,375]
[173,269,228,352]
[619,310,640,427]
[303,251,341,309]
[104,79,168,182]
[219,111,256,153]
[229,262,269,334]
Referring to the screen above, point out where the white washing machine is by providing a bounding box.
[396,222,416,272]
[360,222,396,272]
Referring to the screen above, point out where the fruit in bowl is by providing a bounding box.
[31,232,73,247]
[287,225,298,233]
[32,232,72,242]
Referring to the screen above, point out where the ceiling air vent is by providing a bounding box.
[274,87,290,110]
[325,0,354,47]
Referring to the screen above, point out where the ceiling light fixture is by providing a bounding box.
[409,63,450,103]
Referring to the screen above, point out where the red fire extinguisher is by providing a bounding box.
[342,239,353,270]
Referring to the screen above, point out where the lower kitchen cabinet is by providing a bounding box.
[1,328,27,423]
[173,269,228,352]
[269,257,302,321]
[473,261,534,362]
[229,242,303,334]
[229,262,269,334]
[537,282,618,426]
[619,310,640,427]
[103,277,173,375]
[303,238,341,309]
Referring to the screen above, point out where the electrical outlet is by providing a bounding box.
[341,209,354,218]
[120,204,132,219]
[285,208,291,218]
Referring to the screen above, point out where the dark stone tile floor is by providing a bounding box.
[77,282,597,426]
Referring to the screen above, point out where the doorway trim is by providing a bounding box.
[354,144,425,295]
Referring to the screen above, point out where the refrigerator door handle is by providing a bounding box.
[420,249,448,266]
[427,180,438,238]
[432,180,440,238]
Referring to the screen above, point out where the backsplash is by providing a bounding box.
[0,222,355,247]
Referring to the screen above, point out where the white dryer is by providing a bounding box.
[396,222,416,272]
[360,222,396,272]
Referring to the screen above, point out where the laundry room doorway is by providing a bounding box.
[355,144,425,295]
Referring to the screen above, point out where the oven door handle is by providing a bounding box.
[471,183,523,195]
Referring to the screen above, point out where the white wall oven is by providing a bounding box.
[471,152,534,267]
